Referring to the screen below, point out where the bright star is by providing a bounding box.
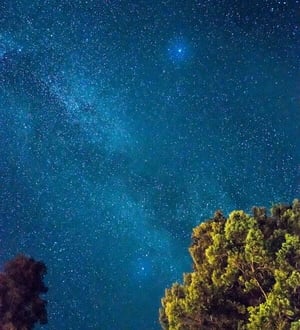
[167,37,190,63]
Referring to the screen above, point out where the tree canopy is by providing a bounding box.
[0,255,48,330]
[159,200,300,330]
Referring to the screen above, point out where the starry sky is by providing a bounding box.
[0,1,299,329]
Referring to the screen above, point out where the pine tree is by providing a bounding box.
[160,200,300,330]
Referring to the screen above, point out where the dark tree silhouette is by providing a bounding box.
[0,255,48,330]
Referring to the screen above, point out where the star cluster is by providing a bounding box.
[0,1,299,329]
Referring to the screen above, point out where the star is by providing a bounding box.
[167,38,189,63]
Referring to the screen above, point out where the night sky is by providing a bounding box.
[0,1,299,329]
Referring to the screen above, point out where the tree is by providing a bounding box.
[0,254,48,329]
[159,199,300,330]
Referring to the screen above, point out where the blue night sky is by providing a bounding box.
[0,1,299,329]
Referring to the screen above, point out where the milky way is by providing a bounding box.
[0,1,299,329]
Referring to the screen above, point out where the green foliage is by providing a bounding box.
[160,200,300,330]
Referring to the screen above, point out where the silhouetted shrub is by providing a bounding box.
[0,255,48,329]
